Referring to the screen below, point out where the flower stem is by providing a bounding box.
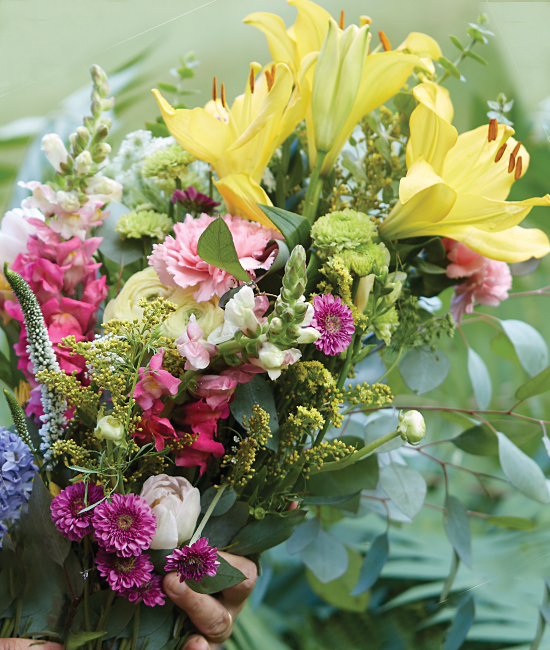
[303,151,327,224]
[131,606,140,650]
[530,582,550,649]
[190,484,227,544]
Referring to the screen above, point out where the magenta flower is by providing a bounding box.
[133,349,181,415]
[172,187,220,215]
[93,493,156,557]
[95,547,154,591]
[119,574,166,607]
[176,314,218,371]
[149,213,282,302]
[164,537,221,582]
[311,294,355,356]
[50,482,105,541]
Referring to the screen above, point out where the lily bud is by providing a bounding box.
[94,415,126,446]
[41,134,69,173]
[74,151,93,176]
[398,410,426,445]
[311,20,370,154]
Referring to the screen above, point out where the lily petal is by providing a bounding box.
[215,173,278,230]
[288,0,333,63]
[397,32,443,75]
[243,12,298,72]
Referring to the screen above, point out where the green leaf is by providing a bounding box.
[497,432,549,503]
[136,601,174,650]
[302,491,361,505]
[341,150,368,182]
[350,533,389,595]
[307,455,379,498]
[449,35,464,51]
[157,82,178,93]
[490,332,519,363]
[300,529,349,584]
[286,517,321,555]
[443,495,472,568]
[200,486,237,516]
[187,555,246,595]
[442,596,475,650]
[230,510,306,556]
[515,365,550,401]
[464,50,488,65]
[379,464,426,519]
[202,500,250,548]
[66,632,107,650]
[486,515,535,530]
[306,548,369,613]
[438,56,462,79]
[104,598,138,639]
[96,202,144,265]
[399,346,450,395]
[501,319,548,377]
[375,137,392,163]
[196,217,250,283]
[467,26,489,43]
[467,348,492,410]
[230,375,279,451]
[414,257,447,275]
[257,204,311,249]
[452,424,497,456]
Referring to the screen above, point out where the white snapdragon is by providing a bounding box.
[41,134,68,173]
[74,151,93,176]
[208,286,261,345]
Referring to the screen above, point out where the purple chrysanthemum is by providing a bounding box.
[119,573,166,607]
[50,482,105,541]
[93,493,156,557]
[95,547,154,591]
[172,187,220,215]
[311,294,355,356]
[164,537,220,582]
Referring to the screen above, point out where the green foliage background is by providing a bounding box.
[2,0,550,647]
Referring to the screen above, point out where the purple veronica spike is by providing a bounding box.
[164,537,220,582]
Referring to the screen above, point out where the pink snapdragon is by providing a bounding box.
[133,349,181,416]
[193,375,238,410]
[443,239,512,322]
[175,399,226,474]
[149,213,282,302]
[176,315,218,370]
[134,415,177,452]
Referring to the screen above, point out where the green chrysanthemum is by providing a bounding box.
[311,209,377,258]
[115,210,173,241]
[370,307,399,345]
[340,242,389,277]
[141,143,196,180]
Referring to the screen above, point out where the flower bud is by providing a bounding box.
[41,134,69,173]
[74,151,93,176]
[397,410,426,445]
[93,143,111,163]
[94,415,126,445]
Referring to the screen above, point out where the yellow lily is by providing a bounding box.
[152,61,307,228]
[379,82,550,262]
[245,0,433,175]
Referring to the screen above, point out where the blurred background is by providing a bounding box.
[3,1,550,647]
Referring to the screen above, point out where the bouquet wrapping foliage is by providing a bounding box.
[1,1,550,647]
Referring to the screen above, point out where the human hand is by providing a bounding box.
[163,551,257,650]
[0,640,64,650]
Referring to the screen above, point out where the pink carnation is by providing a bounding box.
[443,239,512,322]
[149,214,282,302]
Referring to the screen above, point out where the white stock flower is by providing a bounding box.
[75,151,93,176]
[140,474,201,549]
[41,134,68,173]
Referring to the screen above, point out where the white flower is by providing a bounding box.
[56,190,80,212]
[94,415,126,444]
[41,134,68,173]
[75,151,93,176]
[84,176,122,203]
[0,208,43,266]
[140,474,201,549]
[397,410,426,445]
[207,286,260,345]
[256,341,301,380]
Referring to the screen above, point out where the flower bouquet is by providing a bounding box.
[2,0,550,647]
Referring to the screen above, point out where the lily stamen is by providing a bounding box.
[514,155,523,180]
[487,118,498,142]
[508,153,516,174]
[212,76,217,102]
[494,143,507,162]
[339,10,345,29]
[249,68,255,94]
[265,69,274,91]
[378,30,391,51]
[360,16,372,26]
[221,82,226,108]
[511,141,521,158]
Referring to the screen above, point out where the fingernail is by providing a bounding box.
[166,573,186,596]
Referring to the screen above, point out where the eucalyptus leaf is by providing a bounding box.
[230,375,279,451]
[497,432,549,503]
[196,217,250,282]
[490,332,519,363]
[307,455,379,497]
[104,598,138,639]
[341,150,368,181]
[201,486,237,516]
[399,347,450,395]
[451,424,497,456]
[515,365,550,401]
[66,631,107,650]
[443,495,472,568]
[501,319,548,377]
[486,515,535,530]
[302,491,361,506]
[299,529,349,584]
[202,500,250,549]
[467,348,492,410]
[230,510,306,556]
[438,55,462,79]
[187,555,246,595]
[257,204,311,249]
[350,532,389,595]
[442,596,475,650]
[379,464,426,519]
[285,517,321,555]
[95,202,143,264]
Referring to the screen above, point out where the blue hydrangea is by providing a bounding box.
[0,427,38,547]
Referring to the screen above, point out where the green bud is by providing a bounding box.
[83,116,95,133]
[398,410,426,445]
[102,97,115,112]
[94,415,127,447]
[92,142,111,163]
[254,507,266,520]
[101,116,113,130]
[90,64,108,88]
[91,97,102,120]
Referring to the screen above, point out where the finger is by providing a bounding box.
[181,636,209,650]
[0,642,64,650]
[217,552,257,609]
[164,573,231,641]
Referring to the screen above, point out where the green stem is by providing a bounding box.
[312,428,401,474]
[336,332,357,392]
[437,38,476,84]
[530,582,550,650]
[13,598,22,637]
[0,618,13,637]
[95,590,115,648]
[190,484,228,544]
[376,347,403,383]
[440,551,460,603]
[303,151,327,224]
[131,606,140,650]
[83,537,93,650]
